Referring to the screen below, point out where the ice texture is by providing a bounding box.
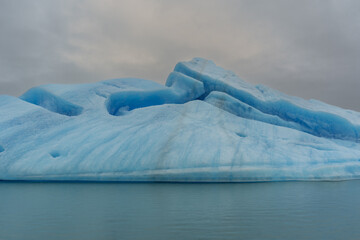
[1,58,360,182]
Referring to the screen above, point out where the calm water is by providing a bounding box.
[1,181,360,240]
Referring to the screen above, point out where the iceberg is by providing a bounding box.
[1,58,360,182]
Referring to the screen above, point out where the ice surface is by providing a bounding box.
[1,58,360,182]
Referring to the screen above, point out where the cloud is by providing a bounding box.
[1,0,360,111]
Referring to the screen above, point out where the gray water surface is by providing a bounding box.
[0,181,359,240]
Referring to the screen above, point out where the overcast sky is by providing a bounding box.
[1,0,360,111]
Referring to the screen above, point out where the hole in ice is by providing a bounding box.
[106,71,205,116]
[0,145,4,153]
[105,90,171,116]
[49,151,60,158]
[236,133,247,138]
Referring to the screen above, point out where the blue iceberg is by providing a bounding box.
[1,58,360,182]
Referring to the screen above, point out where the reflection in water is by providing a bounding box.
[0,181,359,240]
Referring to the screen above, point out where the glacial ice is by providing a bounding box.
[1,58,360,182]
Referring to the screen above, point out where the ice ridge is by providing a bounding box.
[173,58,360,142]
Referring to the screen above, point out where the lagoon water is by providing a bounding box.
[1,181,360,240]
